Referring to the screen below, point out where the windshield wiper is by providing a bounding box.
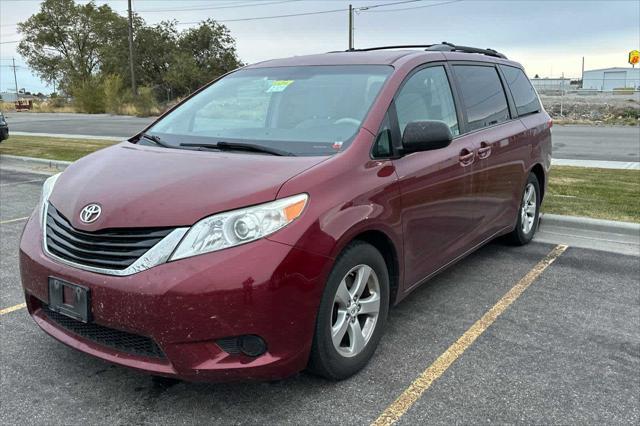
[180,141,294,157]
[139,133,172,148]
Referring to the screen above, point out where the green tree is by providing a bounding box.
[17,1,244,108]
[17,0,127,92]
[103,74,127,114]
[71,76,105,113]
[180,19,242,77]
[165,19,243,97]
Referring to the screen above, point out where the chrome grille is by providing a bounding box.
[45,204,174,270]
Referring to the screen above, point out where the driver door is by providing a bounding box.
[390,64,481,289]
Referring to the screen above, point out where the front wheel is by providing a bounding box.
[308,241,389,380]
[505,173,541,245]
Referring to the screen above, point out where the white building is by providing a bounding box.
[582,67,640,91]
[0,91,18,102]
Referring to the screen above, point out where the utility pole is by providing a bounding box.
[348,4,354,50]
[581,56,585,88]
[560,72,565,116]
[127,0,137,96]
[12,58,19,100]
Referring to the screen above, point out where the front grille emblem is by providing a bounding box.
[80,204,102,223]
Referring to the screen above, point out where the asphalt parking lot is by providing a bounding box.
[1,167,638,425]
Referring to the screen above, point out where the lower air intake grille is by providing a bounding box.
[42,305,165,359]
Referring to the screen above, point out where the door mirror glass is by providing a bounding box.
[401,120,453,154]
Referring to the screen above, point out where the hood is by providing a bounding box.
[49,143,326,231]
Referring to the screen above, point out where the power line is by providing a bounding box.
[363,0,462,12]
[177,7,347,25]
[175,0,461,25]
[134,0,301,13]
[1,0,461,45]
[358,0,425,10]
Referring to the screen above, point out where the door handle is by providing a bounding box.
[478,142,492,159]
[459,148,475,167]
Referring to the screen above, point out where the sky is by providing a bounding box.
[1,0,639,94]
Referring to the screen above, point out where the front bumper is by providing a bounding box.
[20,212,332,382]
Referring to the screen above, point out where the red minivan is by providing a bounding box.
[20,44,551,381]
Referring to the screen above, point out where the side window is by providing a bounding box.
[372,114,393,158]
[453,65,510,132]
[395,66,459,137]
[500,65,541,116]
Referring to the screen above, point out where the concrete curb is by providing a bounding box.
[551,158,640,170]
[541,213,640,235]
[1,154,72,173]
[11,131,123,141]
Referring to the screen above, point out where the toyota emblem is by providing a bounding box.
[80,204,102,223]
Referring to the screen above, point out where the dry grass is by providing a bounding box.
[0,135,116,162]
[0,102,16,112]
[1,100,160,116]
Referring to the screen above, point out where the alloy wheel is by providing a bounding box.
[331,264,381,358]
[520,183,537,234]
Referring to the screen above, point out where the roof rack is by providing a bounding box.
[347,42,507,59]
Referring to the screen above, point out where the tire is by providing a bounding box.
[505,172,541,245]
[308,241,390,380]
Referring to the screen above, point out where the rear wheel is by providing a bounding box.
[505,173,540,245]
[308,241,389,380]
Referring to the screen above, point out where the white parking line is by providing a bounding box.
[0,179,44,187]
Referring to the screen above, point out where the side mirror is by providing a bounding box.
[401,120,453,154]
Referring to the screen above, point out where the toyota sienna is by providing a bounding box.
[20,43,551,381]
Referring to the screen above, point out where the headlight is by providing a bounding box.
[170,193,308,261]
[40,173,61,226]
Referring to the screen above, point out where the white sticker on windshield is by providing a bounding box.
[267,80,294,93]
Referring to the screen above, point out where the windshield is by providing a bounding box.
[147,65,392,156]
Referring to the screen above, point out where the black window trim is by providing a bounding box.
[498,64,542,118]
[370,111,393,159]
[449,60,518,136]
[369,60,534,159]
[370,61,465,159]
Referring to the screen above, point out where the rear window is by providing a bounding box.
[453,65,510,132]
[500,65,541,116]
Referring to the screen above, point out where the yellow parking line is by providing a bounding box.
[0,216,29,225]
[0,303,26,315]
[372,244,569,426]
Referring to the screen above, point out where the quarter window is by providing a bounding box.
[500,65,541,116]
[372,114,393,158]
[395,66,460,137]
[453,65,510,131]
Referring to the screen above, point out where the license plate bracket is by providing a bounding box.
[48,277,91,323]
